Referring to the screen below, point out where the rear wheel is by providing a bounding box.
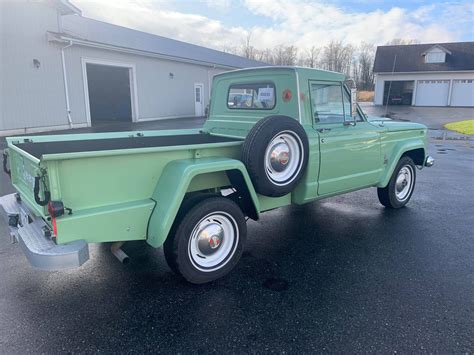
[377,156,416,209]
[164,197,247,284]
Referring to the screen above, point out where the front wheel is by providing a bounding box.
[377,156,416,209]
[164,197,247,284]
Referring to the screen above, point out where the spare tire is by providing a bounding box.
[241,116,309,197]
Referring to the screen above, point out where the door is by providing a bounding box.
[194,83,204,116]
[451,79,474,107]
[309,81,382,196]
[415,80,449,106]
[85,63,133,124]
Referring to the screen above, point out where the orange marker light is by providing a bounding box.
[282,89,292,102]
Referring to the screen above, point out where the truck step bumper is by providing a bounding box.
[0,193,89,270]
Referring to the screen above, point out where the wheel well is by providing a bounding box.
[402,148,425,166]
[177,170,258,224]
[225,169,259,220]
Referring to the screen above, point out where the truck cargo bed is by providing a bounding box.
[14,134,240,159]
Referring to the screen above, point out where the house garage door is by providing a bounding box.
[451,80,474,107]
[415,80,449,106]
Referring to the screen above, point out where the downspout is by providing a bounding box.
[207,65,216,100]
[206,65,217,117]
[60,41,74,128]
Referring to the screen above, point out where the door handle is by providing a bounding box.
[317,128,331,133]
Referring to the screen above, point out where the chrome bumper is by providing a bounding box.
[0,193,89,270]
[424,155,435,167]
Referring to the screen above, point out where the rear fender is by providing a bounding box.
[378,141,425,188]
[147,157,259,248]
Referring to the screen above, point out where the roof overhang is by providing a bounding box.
[374,70,474,75]
[47,32,240,70]
[55,0,82,15]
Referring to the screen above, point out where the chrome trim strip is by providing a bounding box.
[295,69,302,123]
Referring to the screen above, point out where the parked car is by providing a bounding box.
[1,67,434,284]
[389,95,403,105]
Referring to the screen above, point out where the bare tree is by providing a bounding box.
[320,41,354,76]
[355,42,375,90]
[300,46,320,68]
[226,39,377,87]
[272,45,298,65]
[241,32,257,60]
[256,48,274,64]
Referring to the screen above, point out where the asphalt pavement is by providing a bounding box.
[0,116,473,353]
[359,102,474,130]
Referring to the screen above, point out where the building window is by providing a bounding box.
[227,83,276,110]
[425,52,446,63]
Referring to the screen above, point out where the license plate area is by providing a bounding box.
[19,207,32,227]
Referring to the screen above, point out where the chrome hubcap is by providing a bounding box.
[270,142,291,172]
[264,131,304,186]
[188,212,238,272]
[196,223,223,256]
[395,165,413,201]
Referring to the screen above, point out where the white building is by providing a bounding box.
[373,42,474,107]
[0,0,265,136]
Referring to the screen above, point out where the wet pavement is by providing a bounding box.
[0,118,473,353]
[359,102,474,130]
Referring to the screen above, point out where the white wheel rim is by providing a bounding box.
[264,131,304,186]
[395,165,414,202]
[188,212,239,272]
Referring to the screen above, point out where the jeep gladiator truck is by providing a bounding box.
[1,67,434,284]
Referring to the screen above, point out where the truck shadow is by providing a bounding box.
[8,191,433,352]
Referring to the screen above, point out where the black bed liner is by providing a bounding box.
[15,134,241,159]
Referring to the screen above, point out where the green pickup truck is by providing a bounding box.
[1,67,434,284]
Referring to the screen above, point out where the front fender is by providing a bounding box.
[378,140,425,188]
[146,157,259,248]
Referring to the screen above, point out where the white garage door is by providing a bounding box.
[451,80,474,107]
[415,80,449,106]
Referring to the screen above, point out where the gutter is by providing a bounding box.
[60,40,74,128]
[49,33,241,71]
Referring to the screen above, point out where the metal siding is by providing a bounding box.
[65,45,228,122]
[0,2,230,133]
[0,1,67,131]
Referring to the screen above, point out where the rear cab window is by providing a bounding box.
[227,83,276,110]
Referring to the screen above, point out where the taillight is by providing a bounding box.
[48,201,65,218]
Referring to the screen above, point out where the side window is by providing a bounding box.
[310,83,344,124]
[342,89,351,120]
[227,83,276,110]
[342,86,365,122]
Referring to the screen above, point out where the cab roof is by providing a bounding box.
[214,66,346,82]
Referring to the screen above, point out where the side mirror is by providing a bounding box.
[350,88,358,117]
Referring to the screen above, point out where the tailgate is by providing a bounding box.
[4,143,49,217]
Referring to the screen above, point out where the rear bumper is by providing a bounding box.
[0,193,89,270]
